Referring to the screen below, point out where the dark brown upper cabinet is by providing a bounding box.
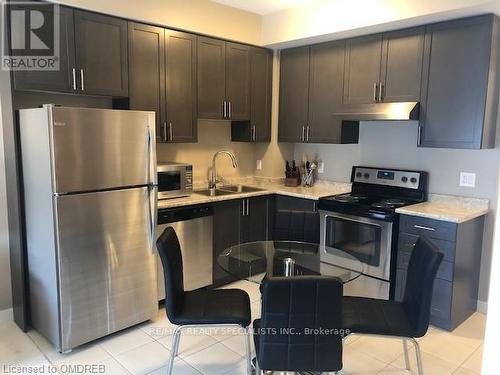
[74,11,128,97]
[381,27,425,102]
[165,30,198,143]
[197,37,250,120]
[308,40,349,143]
[225,42,251,120]
[419,15,499,149]
[278,46,310,142]
[128,23,165,142]
[279,42,357,144]
[250,47,272,142]
[231,47,273,142]
[343,27,424,104]
[198,37,226,119]
[129,24,197,143]
[12,5,76,93]
[343,34,384,104]
[12,8,128,97]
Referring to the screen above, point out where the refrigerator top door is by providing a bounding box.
[49,106,156,194]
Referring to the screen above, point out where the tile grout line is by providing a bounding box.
[452,344,483,374]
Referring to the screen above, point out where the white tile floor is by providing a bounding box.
[0,280,485,375]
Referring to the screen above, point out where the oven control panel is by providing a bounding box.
[353,167,422,189]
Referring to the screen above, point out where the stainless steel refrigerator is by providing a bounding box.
[19,105,158,352]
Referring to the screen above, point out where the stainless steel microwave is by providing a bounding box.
[157,162,193,199]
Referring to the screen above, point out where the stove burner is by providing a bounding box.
[333,193,367,203]
[371,199,408,209]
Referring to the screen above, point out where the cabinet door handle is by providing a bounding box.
[306,126,311,142]
[246,199,249,216]
[80,69,84,91]
[163,122,168,142]
[301,126,305,142]
[223,101,227,118]
[72,68,77,90]
[378,82,384,102]
[228,101,232,119]
[169,122,173,141]
[417,125,422,146]
[373,82,378,102]
[414,224,436,232]
[242,200,245,216]
[253,126,257,141]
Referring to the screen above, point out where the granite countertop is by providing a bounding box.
[157,178,352,209]
[396,194,489,223]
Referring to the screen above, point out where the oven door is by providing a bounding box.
[320,210,393,281]
[157,168,186,199]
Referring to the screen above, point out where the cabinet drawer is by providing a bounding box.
[398,232,455,261]
[400,215,457,241]
[430,278,452,320]
[397,251,454,281]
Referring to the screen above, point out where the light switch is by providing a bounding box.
[459,172,476,187]
[256,160,262,170]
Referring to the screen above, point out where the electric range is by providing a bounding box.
[318,166,428,299]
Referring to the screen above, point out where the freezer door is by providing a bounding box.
[50,107,156,193]
[54,187,157,351]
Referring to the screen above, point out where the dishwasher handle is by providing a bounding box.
[157,204,213,225]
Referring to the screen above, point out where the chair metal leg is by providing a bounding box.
[409,338,424,375]
[166,326,182,375]
[402,338,411,370]
[244,327,252,375]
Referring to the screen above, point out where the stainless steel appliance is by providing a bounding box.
[155,205,213,300]
[157,162,193,199]
[319,166,428,299]
[20,105,158,352]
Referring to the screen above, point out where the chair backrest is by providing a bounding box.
[402,236,444,336]
[258,276,343,372]
[274,210,320,244]
[156,227,185,323]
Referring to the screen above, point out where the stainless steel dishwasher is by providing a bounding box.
[155,204,213,301]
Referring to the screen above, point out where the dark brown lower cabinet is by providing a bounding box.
[395,215,484,331]
[212,196,269,287]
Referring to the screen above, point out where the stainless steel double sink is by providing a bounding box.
[196,185,265,197]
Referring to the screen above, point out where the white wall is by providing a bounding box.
[482,166,500,372]
[0,95,12,317]
[262,0,500,47]
[53,0,263,45]
[295,121,500,303]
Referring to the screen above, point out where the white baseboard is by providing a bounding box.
[477,300,488,314]
[0,308,13,323]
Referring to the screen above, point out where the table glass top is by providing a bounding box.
[217,241,363,284]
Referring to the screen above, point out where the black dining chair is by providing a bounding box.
[156,227,252,375]
[253,276,344,374]
[342,236,444,375]
[273,210,320,243]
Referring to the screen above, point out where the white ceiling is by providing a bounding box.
[211,0,311,15]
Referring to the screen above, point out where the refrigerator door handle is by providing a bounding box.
[148,185,158,254]
[147,121,157,185]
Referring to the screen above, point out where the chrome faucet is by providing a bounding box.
[209,150,238,189]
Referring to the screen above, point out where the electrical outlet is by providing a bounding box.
[318,161,324,174]
[256,159,262,170]
[460,172,476,187]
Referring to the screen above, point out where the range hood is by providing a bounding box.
[332,102,420,121]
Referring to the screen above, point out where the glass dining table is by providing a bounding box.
[217,240,363,285]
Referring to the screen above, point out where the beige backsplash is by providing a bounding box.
[156,120,257,183]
